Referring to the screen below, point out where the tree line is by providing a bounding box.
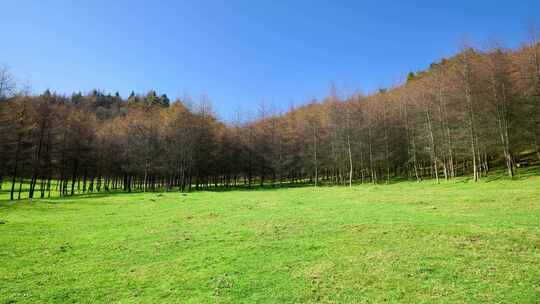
[1,40,539,200]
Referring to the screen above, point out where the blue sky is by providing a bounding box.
[2,0,539,120]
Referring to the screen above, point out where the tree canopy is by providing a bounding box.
[1,40,539,199]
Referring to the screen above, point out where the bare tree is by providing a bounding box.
[0,65,15,100]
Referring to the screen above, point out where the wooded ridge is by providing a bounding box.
[1,41,539,199]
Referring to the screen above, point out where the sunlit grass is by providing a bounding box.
[1,173,539,303]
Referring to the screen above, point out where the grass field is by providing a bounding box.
[1,175,540,303]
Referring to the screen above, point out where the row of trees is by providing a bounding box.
[1,39,539,200]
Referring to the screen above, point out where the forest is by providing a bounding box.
[1,41,539,200]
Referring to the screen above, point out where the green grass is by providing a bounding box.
[1,176,540,303]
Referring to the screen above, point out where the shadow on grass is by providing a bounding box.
[1,166,539,206]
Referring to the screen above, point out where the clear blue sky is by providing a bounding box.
[2,0,539,119]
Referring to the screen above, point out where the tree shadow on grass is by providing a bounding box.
[1,166,539,206]
[0,190,134,206]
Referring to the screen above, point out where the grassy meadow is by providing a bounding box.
[1,174,540,303]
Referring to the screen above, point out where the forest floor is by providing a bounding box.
[1,173,540,303]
